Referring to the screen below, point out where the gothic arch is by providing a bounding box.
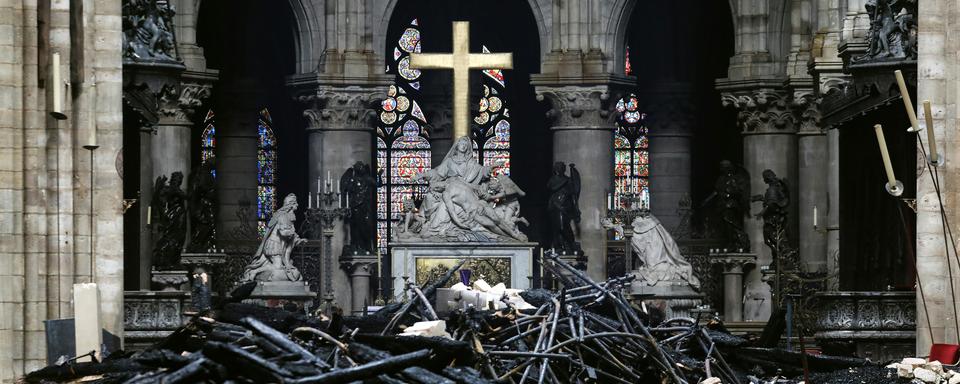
[374,0,549,68]
[609,0,738,76]
[284,0,324,74]
[195,0,321,74]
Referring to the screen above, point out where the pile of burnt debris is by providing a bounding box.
[26,255,908,384]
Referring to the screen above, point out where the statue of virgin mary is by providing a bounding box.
[430,136,491,185]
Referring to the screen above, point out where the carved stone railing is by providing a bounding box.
[123,290,191,351]
[814,291,915,361]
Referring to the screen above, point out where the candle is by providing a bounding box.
[51,53,62,116]
[874,124,898,189]
[87,82,96,146]
[346,193,349,208]
[607,193,612,210]
[813,205,818,228]
[923,100,939,163]
[337,179,340,193]
[146,205,151,225]
[894,70,921,133]
[308,192,312,209]
[317,177,321,193]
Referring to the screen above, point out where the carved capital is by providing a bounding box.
[790,90,823,134]
[535,86,613,129]
[709,254,757,274]
[297,87,383,131]
[721,88,797,134]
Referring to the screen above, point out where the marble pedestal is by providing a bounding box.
[390,242,536,296]
[628,283,704,319]
[242,281,317,311]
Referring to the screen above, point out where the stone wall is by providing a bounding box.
[0,0,124,380]
[916,0,960,354]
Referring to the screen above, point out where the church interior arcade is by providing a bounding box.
[2,0,957,381]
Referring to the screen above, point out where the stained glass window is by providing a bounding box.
[625,45,632,76]
[613,94,649,210]
[257,108,277,237]
[201,109,216,178]
[473,46,511,177]
[376,19,431,255]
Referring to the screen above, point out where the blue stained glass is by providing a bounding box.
[201,110,217,177]
[257,108,278,236]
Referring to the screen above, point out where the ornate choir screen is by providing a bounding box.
[613,94,650,210]
[376,19,514,256]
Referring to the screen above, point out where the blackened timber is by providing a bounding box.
[292,349,432,384]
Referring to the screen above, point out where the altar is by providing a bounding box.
[391,242,536,294]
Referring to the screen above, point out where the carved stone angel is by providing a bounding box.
[152,172,187,269]
[546,161,581,252]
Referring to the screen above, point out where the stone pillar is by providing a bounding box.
[139,125,154,289]
[214,79,260,238]
[642,84,695,231]
[825,126,841,289]
[296,83,384,312]
[341,256,376,315]
[534,82,626,282]
[711,253,757,322]
[794,93,828,273]
[916,0,960,353]
[720,87,798,321]
[152,74,214,184]
[124,64,188,289]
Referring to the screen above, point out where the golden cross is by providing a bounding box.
[409,21,513,139]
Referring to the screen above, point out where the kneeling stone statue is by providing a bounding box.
[242,193,307,282]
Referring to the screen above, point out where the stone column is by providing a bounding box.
[720,87,798,321]
[794,92,828,273]
[642,84,695,231]
[825,126,841,289]
[123,64,187,289]
[296,82,384,312]
[341,256,376,315]
[214,79,260,238]
[534,82,625,281]
[711,254,757,322]
[152,74,214,185]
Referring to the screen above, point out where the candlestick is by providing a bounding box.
[894,70,921,133]
[813,205,818,228]
[50,53,66,120]
[923,100,940,165]
[874,124,903,196]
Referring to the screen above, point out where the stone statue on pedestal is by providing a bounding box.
[151,172,187,269]
[701,160,750,251]
[546,161,581,253]
[340,161,380,254]
[242,194,307,282]
[393,136,527,243]
[753,169,790,260]
[629,214,700,290]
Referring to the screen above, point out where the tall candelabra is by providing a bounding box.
[604,190,648,270]
[304,175,350,315]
